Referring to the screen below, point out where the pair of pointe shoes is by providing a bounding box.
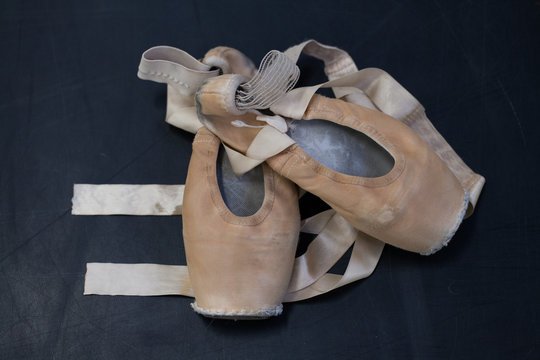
[140,42,484,319]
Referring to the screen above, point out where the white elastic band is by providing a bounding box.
[236,50,300,110]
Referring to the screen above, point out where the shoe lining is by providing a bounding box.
[216,145,265,216]
[287,119,394,178]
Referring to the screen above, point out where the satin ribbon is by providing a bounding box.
[75,187,383,300]
[76,40,484,302]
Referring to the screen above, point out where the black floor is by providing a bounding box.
[1,1,539,359]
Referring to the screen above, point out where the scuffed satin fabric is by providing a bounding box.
[181,128,301,313]
[196,74,468,254]
[79,40,484,306]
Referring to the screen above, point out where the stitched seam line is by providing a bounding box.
[138,70,190,89]
[301,104,405,187]
[191,302,283,317]
[206,149,274,226]
[285,153,301,179]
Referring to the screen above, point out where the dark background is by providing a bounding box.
[1,0,539,359]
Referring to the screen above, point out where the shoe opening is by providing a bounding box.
[216,145,265,216]
[287,119,394,178]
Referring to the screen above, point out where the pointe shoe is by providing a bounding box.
[202,46,257,79]
[138,45,256,135]
[195,74,469,255]
[182,127,300,319]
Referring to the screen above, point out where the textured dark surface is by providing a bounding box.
[1,1,539,359]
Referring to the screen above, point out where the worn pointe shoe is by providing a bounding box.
[143,46,256,134]
[195,74,469,255]
[182,127,300,319]
[202,46,257,79]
